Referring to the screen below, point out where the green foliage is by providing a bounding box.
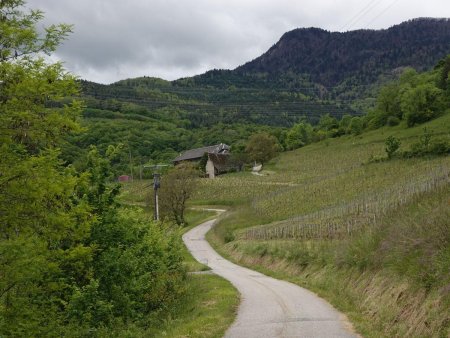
[71,208,185,328]
[348,116,363,135]
[401,82,444,127]
[198,152,209,173]
[159,163,199,226]
[318,113,339,136]
[285,122,314,150]
[403,129,450,158]
[385,136,401,159]
[245,132,279,164]
[436,54,450,90]
[0,2,187,336]
[0,0,72,61]
[367,56,449,129]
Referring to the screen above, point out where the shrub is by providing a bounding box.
[401,84,444,127]
[385,136,401,159]
[387,116,400,126]
[348,117,363,135]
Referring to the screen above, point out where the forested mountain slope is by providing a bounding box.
[237,18,450,87]
[81,18,450,128]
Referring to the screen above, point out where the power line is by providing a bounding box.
[344,0,384,31]
[339,0,382,31]
[363,0,402,28]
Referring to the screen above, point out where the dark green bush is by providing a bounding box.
[387,116,400,126]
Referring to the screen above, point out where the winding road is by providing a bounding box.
[183,218,359,338]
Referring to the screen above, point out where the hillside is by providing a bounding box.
[237,18,450,87]
[193,113,450,337]
[79,18,450,134]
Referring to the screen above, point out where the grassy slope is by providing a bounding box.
[192,115,450,337]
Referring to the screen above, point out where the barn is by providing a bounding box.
[173,143,230,165]
[173,143,232,178]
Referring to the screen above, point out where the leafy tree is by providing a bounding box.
[159,163,198,226]
[245,132,279,164]
[376,83,402,119]
[348,116,363,135]
[318,113,339,132]
[0,1,87,334]
[436,55,450,91]
[385,136,401,159]
[401,83,443,127]
[285,122,314,150]
[0,0,72,62]
[338,114,353,134]
[0,2,186,336]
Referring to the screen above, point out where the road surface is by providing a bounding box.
[183,219,359,338]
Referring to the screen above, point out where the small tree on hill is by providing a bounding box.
[245,132,279,164]
[385,136,401,159]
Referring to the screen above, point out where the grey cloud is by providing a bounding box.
[26,0,450,83]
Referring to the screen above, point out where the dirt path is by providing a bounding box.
[183,219,359,338]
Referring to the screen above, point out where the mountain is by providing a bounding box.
[78,18,450,138]
[236,18,450,88]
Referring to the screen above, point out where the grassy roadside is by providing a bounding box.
[151,208,239,338]
[206,184,450,337]
[151,274,239,338]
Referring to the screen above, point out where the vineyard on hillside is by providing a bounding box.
[193,113,450,232]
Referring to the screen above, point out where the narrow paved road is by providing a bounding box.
[183,219,359,338]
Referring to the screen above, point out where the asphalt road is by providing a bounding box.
[183,219,359,338]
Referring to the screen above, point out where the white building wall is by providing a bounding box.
[206,159,215,179]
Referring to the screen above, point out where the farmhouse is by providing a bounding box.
[173,143,231,178]
[173,143,230,165]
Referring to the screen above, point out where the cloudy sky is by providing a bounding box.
[26,0,450,84]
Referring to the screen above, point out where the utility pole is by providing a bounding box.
[144,164,168,221]
[153,173,160,221]
[129,148,133,181]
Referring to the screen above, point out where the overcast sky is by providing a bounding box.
[26,0,450,84]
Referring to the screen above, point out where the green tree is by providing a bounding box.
[0,2,187,335]
[400,83,443,127]
[348,117,363,135]
[159,163,198,226]
[285,122,314,150]
[318,113,339,134]
[436,54,450,93]
[245,132,279,164]
[385,136,401,159]
[0,2,88,334]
